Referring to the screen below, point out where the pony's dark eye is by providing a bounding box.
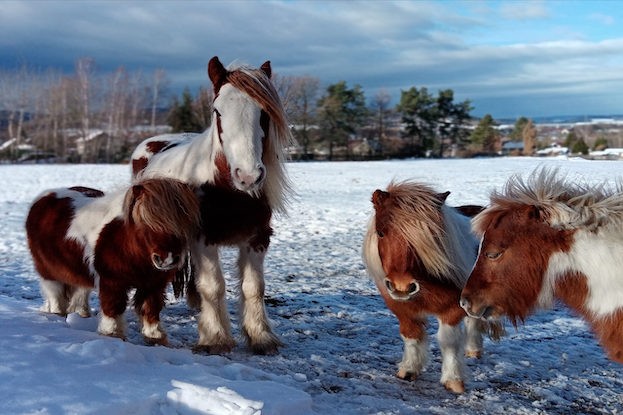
[485,251,502,260]
[377,231,384,238]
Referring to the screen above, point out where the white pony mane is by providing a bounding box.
[476,168,623,233]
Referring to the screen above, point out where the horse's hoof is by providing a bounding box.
[396,369,417,381]
[250,342,280,355]
[192,343,234,355]
[144,336,169,347]
[465,350,482,359]
[444,380,465,394]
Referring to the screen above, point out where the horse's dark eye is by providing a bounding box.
[485,251,502,260]
[377,231,384,238]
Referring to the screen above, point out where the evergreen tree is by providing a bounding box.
[469,114,498,154]
[316,81,368,159]
[396,87,436,157]
[167,88,204,133]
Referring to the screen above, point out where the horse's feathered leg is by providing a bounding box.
[39,279,69,316]
[437,319,466,394]
[193,244,235,354]
[67,286,91,317]
[464,316,484,358]
[238,245,282,355]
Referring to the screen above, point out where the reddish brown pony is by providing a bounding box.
[363,180,503,394]
[461,168,623,363]
[26,178,200,345]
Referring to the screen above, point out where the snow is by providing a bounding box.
[1,157,622,414]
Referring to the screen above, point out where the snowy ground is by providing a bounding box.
[1,157,622,414]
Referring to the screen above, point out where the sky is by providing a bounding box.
[1,0,623,118]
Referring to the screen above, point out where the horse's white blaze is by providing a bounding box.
[215,84,265,193]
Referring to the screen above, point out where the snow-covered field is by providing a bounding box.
[1,157,622,414]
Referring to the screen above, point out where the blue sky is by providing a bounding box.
[1,0,622,118]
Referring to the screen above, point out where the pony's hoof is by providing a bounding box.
[444,380,465,394]
[192,343,234,355]
[249,335,283,355]
[396,369,418,381]
[465,350,482,359]
[144,336,169,347]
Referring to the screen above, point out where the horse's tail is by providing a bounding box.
[172,252,201,310]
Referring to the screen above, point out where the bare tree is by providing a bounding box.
[285,76,319,157]
[150,69,168,133]
[522,119,537,156]
[371,89,391,155]
[75,57,96,162]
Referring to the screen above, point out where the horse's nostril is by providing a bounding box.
[408,282,419,294]
[459,297,469,310]
[385,279,395,292]
[151,253,162,265]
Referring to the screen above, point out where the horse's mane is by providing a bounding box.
[474,168,623,234]
[382,180,473,286]
[226,63,294,214]
[124,178,201,243]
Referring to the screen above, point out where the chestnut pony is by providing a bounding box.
[461,168,623,363]
[363,180,503,394]
[131,57,292,354]
[26,178,200,345]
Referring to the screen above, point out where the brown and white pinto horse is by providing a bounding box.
[131,57,292,354]
[362,180,503,394]
[460,169,623,363]
[26,178,200,345]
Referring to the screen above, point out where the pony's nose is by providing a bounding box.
[384,278,419,295]
[234,166,265,188]
[459,296,470,311]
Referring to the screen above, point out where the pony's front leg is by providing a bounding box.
[395,316,428,380]
[67,286,92,317]
[238,245,282,355]
[97,282,128,340]
[39,279,69,315]
[133,285,168,346]
[194,244,235,353]
[437,319,466,394]
[464,316,484,358]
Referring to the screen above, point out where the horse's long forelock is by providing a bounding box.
[384,181,466,286]
[226,65,293,214]
[479,168,623,233]
[124,179,200,243]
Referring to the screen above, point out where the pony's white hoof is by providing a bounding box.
[465,350,482,359]
[396,368,418,381]
[444,379,465,394]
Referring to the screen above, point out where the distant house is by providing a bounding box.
[536,144,568,157]
[501,140,523,155]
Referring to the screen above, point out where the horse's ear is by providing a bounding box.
[124,184,145,224]
[208,56,227,90]
[260,60,272,78]
[436,191,450,204]
[372,189,389,207]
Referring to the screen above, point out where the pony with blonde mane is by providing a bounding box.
[131,56,292,354]
[26,178,200,345]
[461,168,623,363]
[363,180,503,394]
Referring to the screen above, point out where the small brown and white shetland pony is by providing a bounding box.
[131,56,292,354]
[26,178,200,345]
[363,180,503,393]
[461,169,623,363]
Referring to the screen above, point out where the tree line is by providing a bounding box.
[1,57,587,163]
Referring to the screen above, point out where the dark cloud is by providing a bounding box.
[1,0,622,117]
